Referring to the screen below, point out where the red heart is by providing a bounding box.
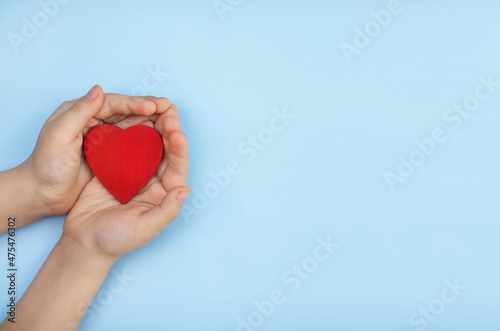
[83,125,163,204]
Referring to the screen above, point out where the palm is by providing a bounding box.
[63,175,162,257]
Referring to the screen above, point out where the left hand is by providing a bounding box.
[22,85,172,216]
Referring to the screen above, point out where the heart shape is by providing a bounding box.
[84,124,163,204]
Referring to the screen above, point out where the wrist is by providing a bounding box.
[0,162,53,228]
[58,234,118,269]
[14,160,53,220]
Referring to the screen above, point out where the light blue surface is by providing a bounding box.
[1,0,499,330]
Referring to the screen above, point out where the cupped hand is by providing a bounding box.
[62,103,189,259]
[23,85,172,216]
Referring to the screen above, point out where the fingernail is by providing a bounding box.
[86,85,99,100]
[176,190,191,202]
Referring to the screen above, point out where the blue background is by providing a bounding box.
[1,0,499,330]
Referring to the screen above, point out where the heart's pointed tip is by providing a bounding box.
[117,196,133,205]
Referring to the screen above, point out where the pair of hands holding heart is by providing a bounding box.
[25,85,189,260]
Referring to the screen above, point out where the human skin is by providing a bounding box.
[0,86,189,330]
[0,85,171,230]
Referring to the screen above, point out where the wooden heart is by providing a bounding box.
[83,124,163,204]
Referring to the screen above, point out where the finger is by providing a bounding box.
[154,105,180,134]
[162,115,182,138]
[108,114,160,130]
[54,85,105,137]
[45,100,79,124]
[162,131,189,190]
[95,94,158,120]
[164,104,179,119]
[83,115,159,135]
[155,115,183,176]
[139,120,155,128]
[82,97,158,130]
[143,96,171,114]
[140,186,190,236]
[47,94,167,126]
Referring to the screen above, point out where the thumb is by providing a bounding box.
[57,85,104,136]
[141,186,191,236]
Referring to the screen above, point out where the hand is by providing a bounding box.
[21,85,172,217]
[62,103,189,259]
